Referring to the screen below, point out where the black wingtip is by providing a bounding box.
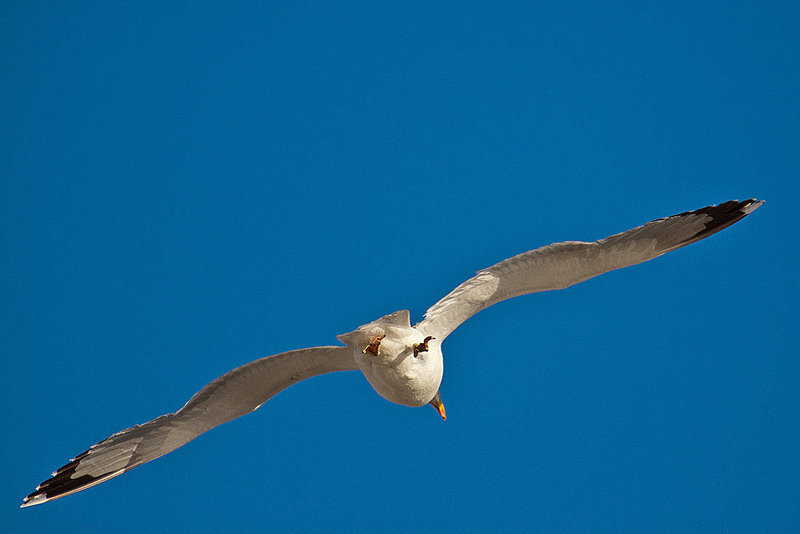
[21,448,100,507]
[682,199,763,243]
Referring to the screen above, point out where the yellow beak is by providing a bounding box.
[428,390,447,421]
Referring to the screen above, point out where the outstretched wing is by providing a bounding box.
[22,346,357,507]
[417,200,763,341]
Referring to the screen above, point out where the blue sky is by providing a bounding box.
[3,2,798,531]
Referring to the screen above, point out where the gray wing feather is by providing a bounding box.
[418,200,763,340]
[22,346,356,507]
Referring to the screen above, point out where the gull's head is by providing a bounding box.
[337,310,445,411]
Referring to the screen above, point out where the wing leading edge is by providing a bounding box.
[417,200,763,340]
[22,346,357,507]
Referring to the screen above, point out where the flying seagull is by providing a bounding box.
[22,199,762,507]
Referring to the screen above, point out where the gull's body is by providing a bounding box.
[338,309,443,407]
[22,199,762,507]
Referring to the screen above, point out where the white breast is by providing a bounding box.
[354,336,443,407]
[336,310,444,407]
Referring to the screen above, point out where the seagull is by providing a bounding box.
[21,199,763,507]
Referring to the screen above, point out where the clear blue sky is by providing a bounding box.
[3,2,798,532]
